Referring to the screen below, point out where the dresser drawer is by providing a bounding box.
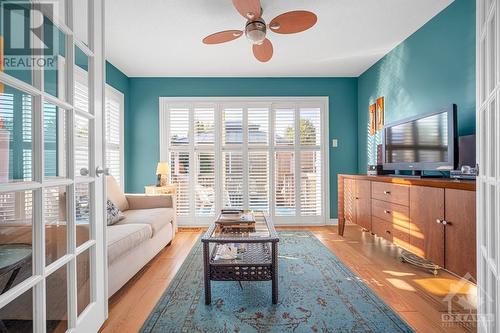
[372,199,410,228]
[371,217,392,242]
[372,216,410,249]
[372,182,409,206]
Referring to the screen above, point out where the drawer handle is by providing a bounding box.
[384,210,392,214]
[383,191,391,195]
[386,230,391,234]
[436,219,451,225]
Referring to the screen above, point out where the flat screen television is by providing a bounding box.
[383,104,458,172]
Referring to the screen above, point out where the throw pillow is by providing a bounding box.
[107,200,125,225]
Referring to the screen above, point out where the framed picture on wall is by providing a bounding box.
[376,97,384,131]
[369,103,376,135]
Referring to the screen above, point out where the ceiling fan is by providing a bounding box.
[202,0,317,63]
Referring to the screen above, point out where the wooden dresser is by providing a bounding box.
[338,174,476,278]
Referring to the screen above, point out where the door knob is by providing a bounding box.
[96,167,109,177]
[80,168,89,176]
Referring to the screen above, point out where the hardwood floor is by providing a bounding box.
[100,225,477,333]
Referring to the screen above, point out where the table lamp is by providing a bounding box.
[156,162,169,187]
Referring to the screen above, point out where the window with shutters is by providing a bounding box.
[160,98,328,225]
[105,86,124,187]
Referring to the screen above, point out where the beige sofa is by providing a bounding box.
[106,176,176,297]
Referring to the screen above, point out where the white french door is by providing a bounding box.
[0,1,106,332]
[159,97,329,226]
[477,0,500,332]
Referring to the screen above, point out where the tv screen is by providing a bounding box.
[383,105,457,171]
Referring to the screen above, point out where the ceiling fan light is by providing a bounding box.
[245,20,267,45]
[270,22,280,30]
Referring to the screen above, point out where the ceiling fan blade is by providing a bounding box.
[202,30,243,44]
[232,0,262,20]
[269,11,317,34]
[252,38,273,62]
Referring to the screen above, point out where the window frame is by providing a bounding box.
[160,97,330,226]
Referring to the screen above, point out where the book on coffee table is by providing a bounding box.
[217,210,255,225]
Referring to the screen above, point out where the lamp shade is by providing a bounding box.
[156,162,169,175]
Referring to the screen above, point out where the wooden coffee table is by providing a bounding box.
[201,212,279,305]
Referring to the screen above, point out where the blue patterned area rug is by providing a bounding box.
[141,231,414,332]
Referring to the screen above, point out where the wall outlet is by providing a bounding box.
[332,139,338,148]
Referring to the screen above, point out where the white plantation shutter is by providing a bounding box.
[170,108,189,146]
[170,151,190,215]
[223,108,243,145]
[248,107,268,145]
[275,151,295,216]
[74,80,89,113]
[160,98,326,225]
[105,87,124,186]
[195,152,215,216]
[275,108,295,145]
[248,152,269,211]
[194,107,214,145]
[300,151,322,216]
[300,108,321,146]
[74,115,89,176]
[223,152,243,209]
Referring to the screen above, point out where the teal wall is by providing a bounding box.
[126,78,358,218]
[357,0,476,172]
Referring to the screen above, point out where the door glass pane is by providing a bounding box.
[301,151,322,216]
[74,48,89,113]
[76,183,91,247]
[0,85,33,184]
[223,108,243,145]
[275,108,295,145]
[46,264,68,333]
[75,115,89,177]
[45,186,67,266]
[0,190,34,291]
[194,107,214,145]
[73,0,89,47]
[1,4,32,86]
[77,248,91,317]
[43,19,64,98]
[44,103,68,179]
[481,36,487,104]
[248,152,269,211]
[275,152,295,216]
[170,152,190,216]
[488,13,497,95]
[195,152,215,216]
[300,108,321,146]
[489,185,497,263]
[0,287,33,331]
[248,107,268,145]
[481,108,488,176]
[489,99,497,178]
[223,152,243,209]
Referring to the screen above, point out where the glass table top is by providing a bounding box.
[203,211,278,242]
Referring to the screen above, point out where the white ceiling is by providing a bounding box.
[105,0,453,77]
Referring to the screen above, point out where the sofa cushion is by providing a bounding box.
[119,208,175,236]
[106,176,129,212]
[107,224,152,264]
